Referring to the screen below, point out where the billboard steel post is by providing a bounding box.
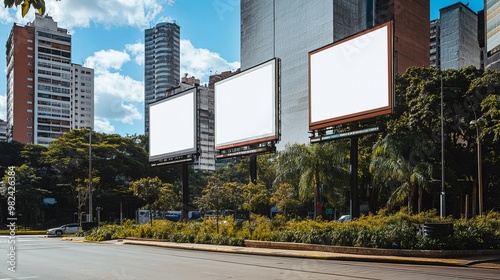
[182,163,189,221]
[350,137,360,219]
[249,154,257,184]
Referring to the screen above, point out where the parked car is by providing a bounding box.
[46,223,81,236]
[337,215,351,222]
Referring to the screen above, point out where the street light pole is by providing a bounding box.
[88,129,93,222]
[470,117,483,216]
[440,74,445,217]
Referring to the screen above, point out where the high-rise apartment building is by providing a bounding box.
[165,81,216,171]
[485,0,500,69]
[439,2,481,70]
[0,120,7,142]
[71,64,94,130]
[5,14,94,145]
[240,0,430,146]
[144,22,180,134]
[430,19,441,68]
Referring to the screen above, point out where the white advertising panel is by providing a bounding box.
[215,59,279,150]
[309,22,393,130]
[149,89,197,162]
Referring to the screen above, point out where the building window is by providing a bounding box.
[27,109,33,113]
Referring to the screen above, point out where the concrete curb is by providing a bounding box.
[120,239,500,269]
[60,237,500,269]
[244,240,500,258]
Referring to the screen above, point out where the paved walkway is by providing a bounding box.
[62,237,500,270]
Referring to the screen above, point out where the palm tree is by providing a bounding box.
[370,134,433,213]
[274,141,349,218]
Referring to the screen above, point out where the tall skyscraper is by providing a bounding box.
[6,14,94,145]
[240,0,430,146]
[144,22,180,134]
[485,0,500,69]
[439,2,481,70]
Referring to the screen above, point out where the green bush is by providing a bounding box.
[82,211,500,250]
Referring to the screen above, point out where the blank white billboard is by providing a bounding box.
[215,59,279,150]
[309,21,393,130]
[149,89,197,162]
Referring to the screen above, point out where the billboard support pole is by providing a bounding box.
[350,137,360,219]
[182,163,189,221]
[249,154,257,184]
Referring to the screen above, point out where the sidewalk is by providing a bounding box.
[62,236,500,269]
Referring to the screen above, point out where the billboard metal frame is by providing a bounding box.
[214,58,280,153]
[308,21,394,131]
[148,88,198,164]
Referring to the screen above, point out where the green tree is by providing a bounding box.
[4,0,45,17]
[129,177,163,226]
[240,182,268,216]
[152,183,181,212]
[1,164,48,225]
[370,134,433,213]
[42,129,148,218]
[0,141,24,175]
[270,182,299,217]
[274,141,349,218]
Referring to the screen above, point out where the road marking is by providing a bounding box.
[0,277,39,280]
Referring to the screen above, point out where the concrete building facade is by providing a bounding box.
[166,81,216,171]
[144,22,180,134]
[439,3,481,70]
[71,64,94,130]
[485,0,500,69]
[5,14,94,145]
[0,121,7,142]
[240,0,430,146]
[430,19,441,68]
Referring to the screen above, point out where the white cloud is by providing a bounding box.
[0,7,14,24]
[94,118,115,133]
[126,42,145,66]
[84,50,131,74]
[84,49,144,128]
[43,0,166,29]
[0,95,6,121]
[95,94,142,125]
[180,39,240,84]
[94,72,144,103]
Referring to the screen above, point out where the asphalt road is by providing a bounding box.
[0,235,498,280]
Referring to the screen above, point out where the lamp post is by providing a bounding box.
[440,74,445,217]
[470,117,484,216]
[88,129,93,222]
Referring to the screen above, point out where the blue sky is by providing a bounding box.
[0,0,484,136]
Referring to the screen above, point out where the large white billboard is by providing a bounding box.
[149,89,197,162]
[309,21,394,130]
[215,59,279,150]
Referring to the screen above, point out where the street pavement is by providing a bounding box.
[62,236,500,270]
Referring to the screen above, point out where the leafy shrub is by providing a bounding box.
[82,211,500,250]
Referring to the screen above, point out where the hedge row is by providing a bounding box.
[82,210,500,250]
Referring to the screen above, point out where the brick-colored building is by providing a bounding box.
[6,14,94,145]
